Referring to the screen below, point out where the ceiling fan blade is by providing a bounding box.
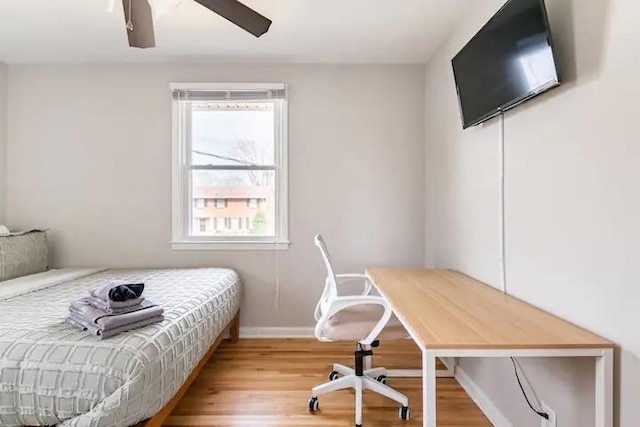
[122,0,156,48]
[192,0,272,37]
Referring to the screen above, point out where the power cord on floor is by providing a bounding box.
[510,357,549,420]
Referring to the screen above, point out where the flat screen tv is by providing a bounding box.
[452,0,561,129]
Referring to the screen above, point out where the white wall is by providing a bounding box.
[6,63,426,328]
[0,63,7,223]
[425,0,639,426]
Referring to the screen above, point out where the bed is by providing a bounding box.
[0,267,241,427]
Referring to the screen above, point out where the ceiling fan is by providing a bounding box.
[116,0,272,49]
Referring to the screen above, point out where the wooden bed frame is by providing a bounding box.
[140,311,240,427]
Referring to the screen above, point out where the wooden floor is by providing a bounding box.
[165,339,491,427]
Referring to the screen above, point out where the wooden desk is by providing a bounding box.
[366,268,614,427]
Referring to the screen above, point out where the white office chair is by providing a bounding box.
[308,234,410,427]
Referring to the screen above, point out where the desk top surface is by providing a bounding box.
[366,268,613,350]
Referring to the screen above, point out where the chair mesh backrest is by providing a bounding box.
[314,234,338,316]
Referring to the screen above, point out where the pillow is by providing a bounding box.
[0,230,49,282]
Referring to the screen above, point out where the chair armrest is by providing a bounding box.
[314,295,393,345]
[314,274,374,322]
[335,273,369,280]
[335,273,373,296]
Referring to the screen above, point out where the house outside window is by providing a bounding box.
[171,83,289,251]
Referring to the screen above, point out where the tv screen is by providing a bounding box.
[452,0,561,129]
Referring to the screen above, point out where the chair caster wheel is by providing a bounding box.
[308,396,319,412]
[399,406,410,420]
[375,374,387,385]
[329,370,339,381]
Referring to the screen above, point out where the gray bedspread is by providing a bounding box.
[0,268,241,426]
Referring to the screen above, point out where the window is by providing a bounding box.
[171,83,289,250]
[198,218,208,233]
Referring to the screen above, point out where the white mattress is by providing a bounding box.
[0,268,241,426]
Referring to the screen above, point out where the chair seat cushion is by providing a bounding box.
[322,304,408,342]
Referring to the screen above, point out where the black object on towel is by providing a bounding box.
[108,283,145,302]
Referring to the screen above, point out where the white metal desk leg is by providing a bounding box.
[595,348,613,427]
[422,350,436,427]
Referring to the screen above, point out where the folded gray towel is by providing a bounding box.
[67,314,164,340]
[69,300,164,330]
[79,295,146,314]
[67,280,163,339]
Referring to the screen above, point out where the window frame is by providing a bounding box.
[170,82,289,251]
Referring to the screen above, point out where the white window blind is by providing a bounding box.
[172,89,286,101]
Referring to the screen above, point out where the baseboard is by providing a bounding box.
[455,364,513,427]
[239,327,315,338]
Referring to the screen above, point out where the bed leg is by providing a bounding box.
[230,312,240,343]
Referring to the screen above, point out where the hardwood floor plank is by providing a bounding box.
[165,339,491,427]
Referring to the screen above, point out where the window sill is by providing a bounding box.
[170,240,290,251]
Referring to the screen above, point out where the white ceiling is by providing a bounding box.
[0,0,471,64]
